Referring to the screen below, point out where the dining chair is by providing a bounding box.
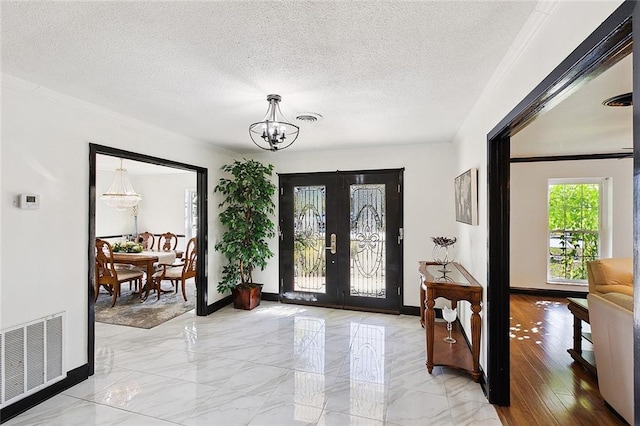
[157,232,178,251]
[95,238,144,307]
[136,231,155,250]
[152,237,197,301]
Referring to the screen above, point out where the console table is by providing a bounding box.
[419,261,483,382]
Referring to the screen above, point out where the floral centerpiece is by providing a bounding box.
[431,236,457,247]
[112,241,143,253]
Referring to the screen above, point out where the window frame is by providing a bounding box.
[546,177,611,285]
[185,188,198,240]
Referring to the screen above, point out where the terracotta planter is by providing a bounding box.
[232,283,263,310]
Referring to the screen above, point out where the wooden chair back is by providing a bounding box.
[95,238,119,306]
[152,237,197,302]
[182,237,197,280]
[158,232,178,251]
[137,232,155,250]
[95,238,118,287]
[95,238,143,307]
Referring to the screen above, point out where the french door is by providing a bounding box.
[279,169,403,313]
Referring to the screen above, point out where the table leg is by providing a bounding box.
[142,260,155,301]
[420,284,426,327]
[425,290,435,374]
[470,302,482,382]
[573,314,582,354]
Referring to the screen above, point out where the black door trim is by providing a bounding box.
[486,1,637,408]
[88,143,209,376]
[511,152,632,163]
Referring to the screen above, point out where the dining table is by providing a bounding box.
[112,250,182,300]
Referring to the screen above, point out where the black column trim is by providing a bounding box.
[196,168,209,316]
[88,147,97,376]
[0,364,89,424]
[487,131,511,406]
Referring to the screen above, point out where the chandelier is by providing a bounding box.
[100,159,142,211]
[249,94,300,151]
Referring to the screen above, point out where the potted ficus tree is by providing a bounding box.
[214,159,276,310]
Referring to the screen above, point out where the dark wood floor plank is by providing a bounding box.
[495,295,626,425]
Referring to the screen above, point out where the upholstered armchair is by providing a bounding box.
[586,257,632,297]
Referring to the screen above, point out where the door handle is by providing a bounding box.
[325,233,336,254]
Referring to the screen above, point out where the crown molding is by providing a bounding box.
[467,1,559,113]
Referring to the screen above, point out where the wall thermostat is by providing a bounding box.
[19,194,40,209]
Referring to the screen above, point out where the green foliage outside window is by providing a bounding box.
[548,183,599,281]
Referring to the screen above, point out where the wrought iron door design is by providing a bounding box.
[350,184,386,298]
[280,170,402,312]
[293,186,327,294]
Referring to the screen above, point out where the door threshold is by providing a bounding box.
[280,298,400,315]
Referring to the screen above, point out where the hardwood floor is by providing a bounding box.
[495,294,627,425]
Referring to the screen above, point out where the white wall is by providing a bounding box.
[452,1,624,373]
[134,174,196,251]
[252,142,457,308]
[510,158,633,292]
[95,170,134,238]
[0,75,235,372]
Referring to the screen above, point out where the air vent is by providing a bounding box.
[1,313,65,407]
[602,92,632,107]
[296,112,323,122]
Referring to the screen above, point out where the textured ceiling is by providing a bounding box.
[2,1,538,153]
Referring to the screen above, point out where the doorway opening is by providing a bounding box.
[486,2,636,408]
[88,143,208,375]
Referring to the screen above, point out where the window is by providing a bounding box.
[185,189,197,239]
[547,179,608,283]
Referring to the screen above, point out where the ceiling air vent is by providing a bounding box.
[296,112,323,122]
[602,92,632,107]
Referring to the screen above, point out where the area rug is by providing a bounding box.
[95,284,195,329]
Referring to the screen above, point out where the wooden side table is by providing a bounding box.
[567,297,596,375]
[419,261,483,382]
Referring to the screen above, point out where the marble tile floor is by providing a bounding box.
[5,302,500,425]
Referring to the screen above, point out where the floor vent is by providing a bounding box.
[1,313,65,407]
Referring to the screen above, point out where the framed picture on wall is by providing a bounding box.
[455,168,478,225]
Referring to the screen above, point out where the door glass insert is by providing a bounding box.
[294,186,327,294]
[350,184,386,298]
